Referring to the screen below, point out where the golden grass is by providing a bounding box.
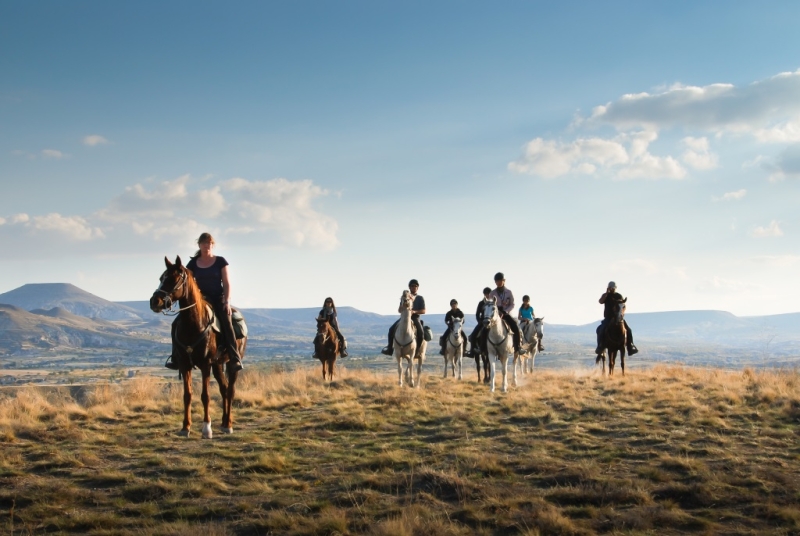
[0,364,798,534]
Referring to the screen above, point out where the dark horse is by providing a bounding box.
[596,297,627,377]
[314,316,339,381]
[150,256,247,438]
[472,337,491,384]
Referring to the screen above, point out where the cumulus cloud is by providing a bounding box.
[511,69,800,181]
[0,175,340,258]
[750,220,783,238]
[713,188,746,202]
[509,130,685,180]
[41,149,67,159]
[681,137,718,170]
[83,135,110,146]
[588,69,800,133]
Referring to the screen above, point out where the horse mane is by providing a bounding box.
[181,266,207,321]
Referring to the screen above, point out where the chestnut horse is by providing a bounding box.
[596,297,627,377]
[314,316,339,381]
[150,256,247,438]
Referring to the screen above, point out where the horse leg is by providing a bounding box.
[396,356,403,387]
[609,350,616,377]
[415,358,422,389]
[621,349,626,376]
[211,364,230,432]
[457,352,463,381]
[223,367,239,433]
[475,356,481,383]
[512,352,519,387]
[180,370,193,436]
[201,368,213,439]
[489,356,496,393]
[501,355,509,393]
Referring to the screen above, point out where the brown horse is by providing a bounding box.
[314,316,339,381]
[596,297,627,377]
[150,256,247,438]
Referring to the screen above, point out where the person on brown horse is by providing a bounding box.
[465,287,492,357]
[596,281,638,356]
[315,297,348,358]
[165,232,243,371]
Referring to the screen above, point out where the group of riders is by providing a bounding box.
[164,233,638,370]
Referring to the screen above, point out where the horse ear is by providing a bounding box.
[175,255,183,267]
[164,256,172,268]
[622,297,627,303]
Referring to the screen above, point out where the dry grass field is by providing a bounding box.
[0,363,798,535]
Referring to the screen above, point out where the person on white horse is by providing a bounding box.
[486,272,527,356]
[466,287,492,357]
[518,295,544,352]
[439,299,467,356]
[381,279,426,356]
[596,281,638,356]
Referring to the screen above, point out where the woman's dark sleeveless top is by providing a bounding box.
[187,256,228,300]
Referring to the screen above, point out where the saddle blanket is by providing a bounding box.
[206,305,248,339]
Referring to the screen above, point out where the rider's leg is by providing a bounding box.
[439,327,450,355]
[504,313,526,354]
[595,319,608,354]
[165,319,179,370]
[334,327,348,357]
[466,324,481,356]
[214,300,243,371]
[381,320,399,355]
[624,320,638,355]
[412,316,424,346]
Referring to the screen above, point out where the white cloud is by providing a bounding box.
[713,188,746,202]
[681,136,718,170]
[753,116,800,143]
[0,175,340,257]
[509,130,685,180]
[750,220,783,238]
[83,135,110,146]
[588,69,800,134]
[41,149,67,159]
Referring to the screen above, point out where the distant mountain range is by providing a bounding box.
[0,283,797,366]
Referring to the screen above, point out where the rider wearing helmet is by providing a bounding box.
[488,272,527,355]
[466,287,492,357]
[518,295,544,352]
[381,279,426,356]
[439,299,466,356]
[596,281,638,356]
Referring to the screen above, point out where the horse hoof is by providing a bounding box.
[221,427,233,434]
[202,423,213,439]
[178,429,190,437]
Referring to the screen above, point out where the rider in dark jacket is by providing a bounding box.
[596,281,638,356]
[317,297,348,357]
[466,287,492,357]
[439,299,466,356]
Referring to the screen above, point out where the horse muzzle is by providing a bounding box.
[150,293,171,313]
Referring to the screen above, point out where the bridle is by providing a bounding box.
[484,302,509,349]
[153,268,194,316]
[394,293,415,348]
[446,320,463,349]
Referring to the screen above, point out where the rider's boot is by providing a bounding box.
[340,340,348,357]
[516,345,528,355]
[538,341,545,352]
[228,345,244,371]
[627,344,639,355]
[381,345,393,356]
[165,355,179,370]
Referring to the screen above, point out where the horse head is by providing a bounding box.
[534,316,545,339]
[150,256,189,313]
[613,298,627,324]
[400,290,413,310]
[451,316,464,334]
[315,316,330,332]
[482,297,498,327]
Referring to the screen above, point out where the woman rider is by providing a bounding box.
[316,297,348,357]
[165,232,243,371]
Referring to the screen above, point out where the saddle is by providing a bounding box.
[207,305,248,339]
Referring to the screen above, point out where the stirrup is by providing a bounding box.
[627,345,639,355]
[165,356,179,370]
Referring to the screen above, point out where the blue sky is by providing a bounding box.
[2,1,800,323]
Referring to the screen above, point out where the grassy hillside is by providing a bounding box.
[0,365,798,535]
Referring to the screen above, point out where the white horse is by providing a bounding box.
[515,316,544,376]
[442,317,464,379]
[394,290,426,387]
[483,298,513,393]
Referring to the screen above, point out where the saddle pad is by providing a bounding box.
[205,305,248,339]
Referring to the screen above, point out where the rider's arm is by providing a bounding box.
[599,292,609,304]
[221,266,232,315]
